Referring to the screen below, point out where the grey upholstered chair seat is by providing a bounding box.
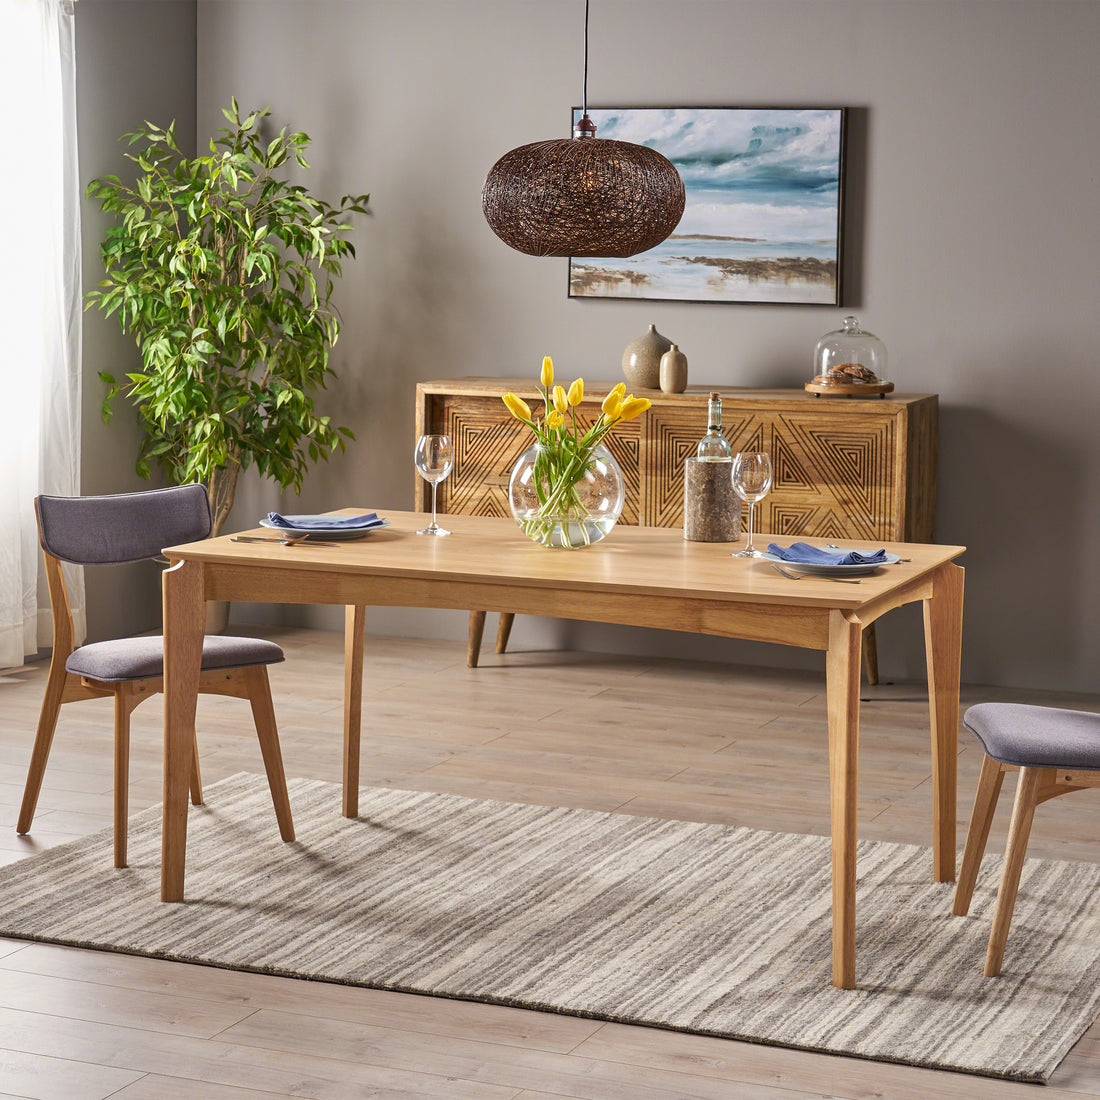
[964,702,1100,770]
[66,635,284,683]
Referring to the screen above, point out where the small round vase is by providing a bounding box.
[508,442,625,550]
[621,324,672,390]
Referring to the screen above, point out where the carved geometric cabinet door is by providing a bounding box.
[417,381,936,543]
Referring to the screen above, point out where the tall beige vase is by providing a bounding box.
[621,324,672,390]
[659,344,688,393]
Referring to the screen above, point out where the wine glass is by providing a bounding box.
[731,452,773,558]
[414,434,454,536]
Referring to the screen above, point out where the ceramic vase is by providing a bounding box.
[659,344,688,393]
[621,324,672,390]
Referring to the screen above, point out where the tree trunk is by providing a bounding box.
[205,459,241,538]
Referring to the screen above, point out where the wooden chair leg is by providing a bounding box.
[245,665,295,842]
[467,611,486,668]
[953,754,1007,915]
[861,623,879,685]
[985,765,1044,977]
[496,613,515,655]
[16,659,68,835]
[114,687,135,868]
[189,731,203,805]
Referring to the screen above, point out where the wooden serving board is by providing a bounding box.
[804,380,895,397]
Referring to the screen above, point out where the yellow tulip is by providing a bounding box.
[617,395,652,422]
[540,356,554,388]
[567,378,584,406]
[552,385,568,415]
[502,392,532,421]
[609,381,626,401]
[547,410,564,429]
[601,389,623,419]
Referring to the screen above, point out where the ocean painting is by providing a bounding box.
[568,107,845,305]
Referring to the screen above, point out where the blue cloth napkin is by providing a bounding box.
[766,541,888,566]
[266,511,383,530]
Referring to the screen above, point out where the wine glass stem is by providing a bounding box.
[430,482,439,530]
[746,501,756,552]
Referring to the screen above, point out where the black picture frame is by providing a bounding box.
[568,106,847,306]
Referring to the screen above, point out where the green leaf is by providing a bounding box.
[84,99,367,504]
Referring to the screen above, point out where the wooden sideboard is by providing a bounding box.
[415,378,938,678]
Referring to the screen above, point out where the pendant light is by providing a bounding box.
[482,0,685,258]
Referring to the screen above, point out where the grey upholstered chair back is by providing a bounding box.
[35,484,212,565]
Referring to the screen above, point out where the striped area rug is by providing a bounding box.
[3,773,1100,1083]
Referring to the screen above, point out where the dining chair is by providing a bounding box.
[952,702,1100,976]
[17,484,295,867]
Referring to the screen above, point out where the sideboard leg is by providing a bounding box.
[861,624,879,685]
[496,613,515,655]
[467,611,486,668]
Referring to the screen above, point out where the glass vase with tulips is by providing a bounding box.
[502,358,650,549]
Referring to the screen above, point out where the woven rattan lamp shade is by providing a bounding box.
[482,125,686,258]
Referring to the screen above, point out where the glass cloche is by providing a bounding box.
[807,316,893,396]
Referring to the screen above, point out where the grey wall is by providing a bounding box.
[76,0,197,639]
[80,0,1100,691]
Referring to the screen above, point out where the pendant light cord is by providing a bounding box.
[582,0,589,117]
[573,0,597,138]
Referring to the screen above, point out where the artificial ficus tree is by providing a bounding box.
[87,99,369,534]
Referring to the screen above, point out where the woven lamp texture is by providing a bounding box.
[482,136,685,258]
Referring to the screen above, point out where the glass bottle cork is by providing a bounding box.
[696,392,732,461]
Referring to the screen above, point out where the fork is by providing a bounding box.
[770,563,862,584]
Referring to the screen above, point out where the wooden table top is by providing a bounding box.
[164,510,964,615]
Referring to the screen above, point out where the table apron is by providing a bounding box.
[201,564,849,650]
[850,574,935,628]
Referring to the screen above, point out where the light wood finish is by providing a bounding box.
[416,379,939,679]
[953,753,1008,917]
[18,549,293,869]
[985,766,1045,977]
[8,630,1100,1096]
[924,558,965,880]
[803,380,895,396]
[495,610,514,654]
[467,609,487,666]
[161,510,964,988]
[955,754,1100,977]
[342,604,367,818]
[827,608,863,989]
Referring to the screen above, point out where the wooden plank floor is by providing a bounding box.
[2,627,1100,1099]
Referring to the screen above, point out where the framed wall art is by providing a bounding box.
[568,107,846,306]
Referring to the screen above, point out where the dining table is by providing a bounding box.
[160,510,964,990]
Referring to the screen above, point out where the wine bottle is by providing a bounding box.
[696,392,732,462]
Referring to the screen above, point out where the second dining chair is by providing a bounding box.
[17,484,295,867]
[952,701,1100,976]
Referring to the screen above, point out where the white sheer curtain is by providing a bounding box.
[0,0,83,669]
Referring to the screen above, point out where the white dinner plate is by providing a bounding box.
[258,517,390,540]
[760,549,901,576]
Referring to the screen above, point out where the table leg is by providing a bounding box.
[923,562,964,883]
[827,609,863,989]
[161,558,205,902]
[343,604,366,818]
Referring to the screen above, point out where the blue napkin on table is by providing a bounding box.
[766,541,888,566]
[266,511,383,530]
